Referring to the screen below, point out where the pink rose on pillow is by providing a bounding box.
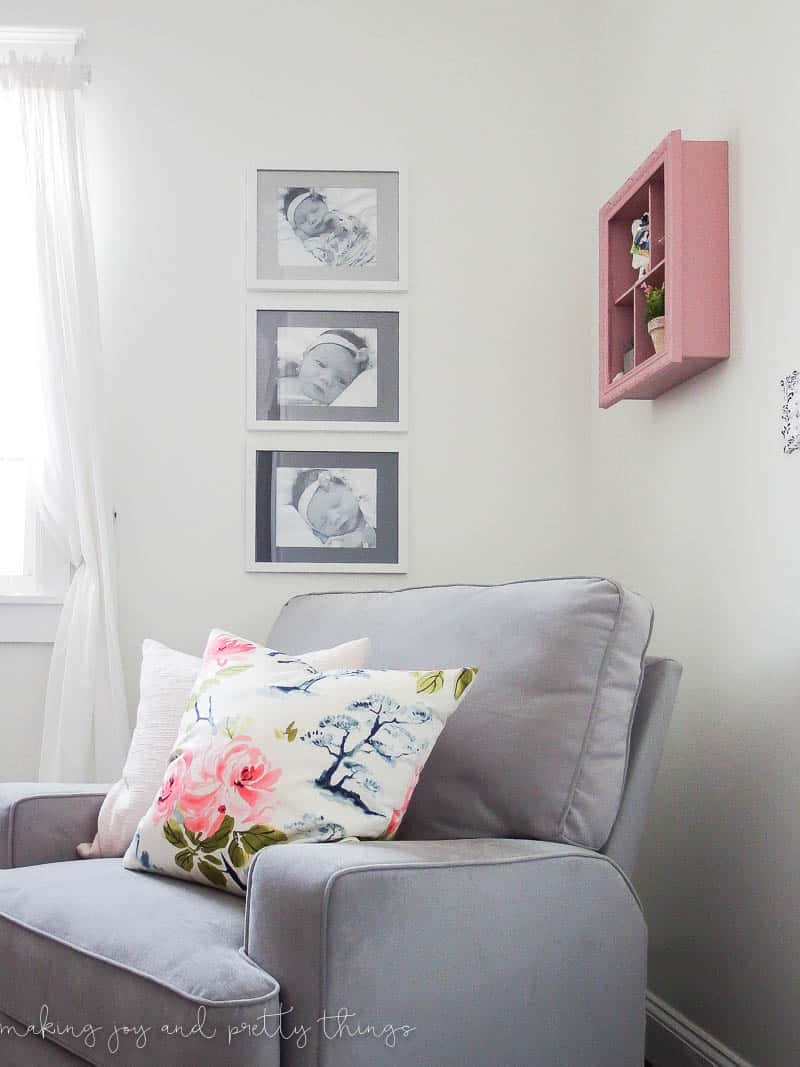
[204,633,256,668]
[180,737,281,838]
[152,751,193,824]
[216,738,282,812]
[384,766,422,840]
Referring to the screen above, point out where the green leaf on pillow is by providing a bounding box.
[199,815,235,852]
[163,820,186,848]
[228,837,246,868]
[454,667,478,699]
[174,848,194,872]
[186,676,218,710]
[416,671,445,695]
[240,825,288,855]
[185,828,201,846]
[216,664,253,678]
[274,720,298,742]
[187,665,252,711]
[197,860,227,888]
[201,852,222,866]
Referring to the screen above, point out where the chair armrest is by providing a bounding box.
[244,838,647,1067]
[0,782,109,868]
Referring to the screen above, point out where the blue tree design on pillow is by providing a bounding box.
[301,695,432,816]
[261,667,368,697]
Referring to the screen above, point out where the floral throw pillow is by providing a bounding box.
[123,630,478,895]
[78,634,369,860]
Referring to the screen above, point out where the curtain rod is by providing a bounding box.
[0,27,85,60]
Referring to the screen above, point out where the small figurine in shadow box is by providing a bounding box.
[630,212,650,279]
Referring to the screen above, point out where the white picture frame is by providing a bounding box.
[246,165,408,292]
[246,295,407,433]
[245,436,408,573]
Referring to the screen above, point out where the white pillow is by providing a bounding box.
[123,630,478,895]
[78,634,370,858]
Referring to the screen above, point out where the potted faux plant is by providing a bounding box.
[642,282,666,354]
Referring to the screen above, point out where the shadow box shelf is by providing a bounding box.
[599,129,729,408]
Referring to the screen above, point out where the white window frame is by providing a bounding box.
[0,24,83,642]
[0,463,69,641]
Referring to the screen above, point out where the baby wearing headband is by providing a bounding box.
[282,187,376,268]
[292,329,370,406]
[290,468,376,549]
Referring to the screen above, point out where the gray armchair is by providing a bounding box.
[0,579,680,1067]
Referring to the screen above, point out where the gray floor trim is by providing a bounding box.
[646,992,754,1067]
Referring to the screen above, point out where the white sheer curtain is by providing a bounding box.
[0,55,128,781]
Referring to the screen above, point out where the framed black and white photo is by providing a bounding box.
[247,300,406,431]
[246,439,407,572]
[247,167,407,291]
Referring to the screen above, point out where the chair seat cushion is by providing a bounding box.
[267,578,654,850]
[0,860,279,1067]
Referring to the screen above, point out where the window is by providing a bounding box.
[0,84,66,634]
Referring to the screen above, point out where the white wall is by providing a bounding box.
[585,3,800,1064]
[0,1,594,748]
[0,644,49,779]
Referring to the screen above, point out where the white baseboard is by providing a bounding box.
[646,992,754,1067]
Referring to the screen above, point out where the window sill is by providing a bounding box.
[0,597,63,643]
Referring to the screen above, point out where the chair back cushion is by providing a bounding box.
[267,578,653,850]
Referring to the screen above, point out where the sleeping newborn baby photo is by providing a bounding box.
[278,186,377,268]
[274,467,377,549]
[277,327,378,409]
